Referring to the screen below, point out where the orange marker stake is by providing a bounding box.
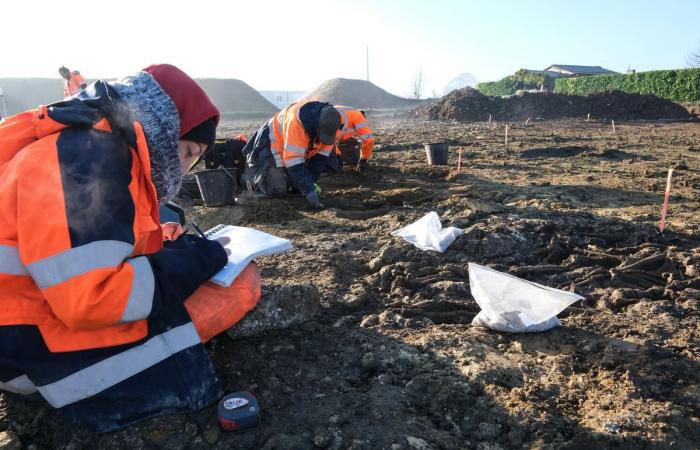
[659,168,674,233]
[457,148,462,173]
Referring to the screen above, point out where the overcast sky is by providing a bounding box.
[2,0,699,97]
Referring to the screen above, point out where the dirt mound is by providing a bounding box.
[416,88,694,122]
[195,79,278,116]
[417,87,496,121]
[305,78,418,109]
[0,77,277,118]
[586,90,691,120]
[0,78,64,115]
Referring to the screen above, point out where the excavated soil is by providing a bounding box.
[416,88,695,122]
[2,118,700,449]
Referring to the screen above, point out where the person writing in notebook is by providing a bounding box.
[0,64,261,432]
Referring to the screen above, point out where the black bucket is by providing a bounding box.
[424,142,449,165]
[338,139,362,168]
[205,138,246,186]
[195,169,237,207]
[178,174,201,200]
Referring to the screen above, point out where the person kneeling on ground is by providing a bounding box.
[334,106,375,169]
[0,64,261,432]
[242,101,343,208]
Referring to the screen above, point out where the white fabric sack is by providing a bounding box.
[391,212,463,253]
[468,263,583,333]
[472,312,562,333]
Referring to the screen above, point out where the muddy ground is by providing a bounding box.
[2,118,699,449]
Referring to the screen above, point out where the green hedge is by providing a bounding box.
[477,69,555,97]
[554,69,700,102]
[476,79,520,96]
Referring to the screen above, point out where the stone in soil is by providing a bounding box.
[227,284,320,339]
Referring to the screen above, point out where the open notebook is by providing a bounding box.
[204,224,293,288]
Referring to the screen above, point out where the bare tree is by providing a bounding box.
[411,69,424,100]
[688,40,700,68]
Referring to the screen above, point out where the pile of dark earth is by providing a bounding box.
[415,87,695,122]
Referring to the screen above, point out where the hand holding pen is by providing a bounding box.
[191,222,231,256]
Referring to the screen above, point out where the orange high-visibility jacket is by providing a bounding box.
[0,82,223,353]
[64,71,86,97]
[335,106,375,160]
[267,101,335,168]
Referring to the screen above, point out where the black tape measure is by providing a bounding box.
[217,392,260,431]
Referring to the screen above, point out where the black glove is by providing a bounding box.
[359,158,369,169]
[305,190,322,208]
[148,234,228,305]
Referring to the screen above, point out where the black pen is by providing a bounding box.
[192,222,208,239]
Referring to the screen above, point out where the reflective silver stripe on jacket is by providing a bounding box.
[272,112,284,140]
[26,241,134,289]
[267,116,278,145]
[271,151,283,167]
[0,244,28,276]
[37,322,201,408]
[285,157,304,167]
[0,374,38,395]
[119,256,155,322]
[353,121,369,130]
[277,112,284,131]
[319,149,332,157]
[284,144,307,156]
[358,133,374,140]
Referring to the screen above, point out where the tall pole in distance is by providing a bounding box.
[366,45,369,82]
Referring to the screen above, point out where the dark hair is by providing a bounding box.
[58,66,70,79]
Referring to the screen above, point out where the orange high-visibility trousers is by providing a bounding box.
[184,263,261,343]
[162,223,261,343]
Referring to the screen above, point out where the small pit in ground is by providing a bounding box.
[519,146,591,159]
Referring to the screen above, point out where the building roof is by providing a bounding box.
[544,65,618,75]
[522,69,567,78]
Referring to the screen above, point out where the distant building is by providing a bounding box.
[482,64,620,96]
[259,90,307,109]
[542,65,618,77]
[515,65,618,92]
